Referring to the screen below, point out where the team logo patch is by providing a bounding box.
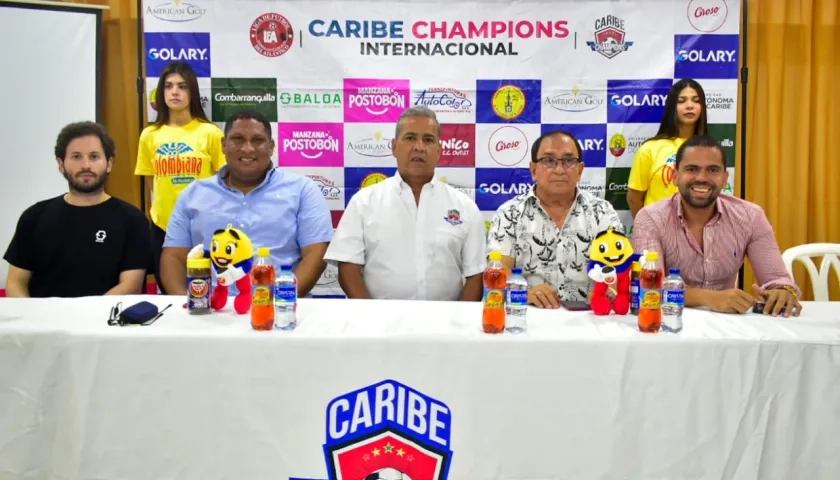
[444,209,463,226]
[586,15,634,59]
[250,13,295,57]
[322,379,453,480]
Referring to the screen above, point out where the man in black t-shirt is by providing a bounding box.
[3,122,151,298]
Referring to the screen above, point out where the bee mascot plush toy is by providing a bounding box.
[188,224,255,314]
[587,227,645,316]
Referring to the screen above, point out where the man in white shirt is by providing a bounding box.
[487,129,625,308]
[325,106,486,301]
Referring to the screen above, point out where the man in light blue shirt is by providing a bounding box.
[159,109,333,298]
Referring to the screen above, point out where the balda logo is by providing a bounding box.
[279,91,341,107]
[319,379,453,480]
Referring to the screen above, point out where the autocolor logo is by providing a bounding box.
[544,85,603,113]
[475,168,532,211]
[278,123,344,167]
[687,0,729,33]
[488,126,528,167]
[145,1,206,22]
[413,87,473,113]
[439,124,475,167]
[607,79,671,123]
[145,32,211,77]
[344,78,410,123]
[674,34,739,79]
[306,174,341,202]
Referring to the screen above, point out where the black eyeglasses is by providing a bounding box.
[537,157,581,170]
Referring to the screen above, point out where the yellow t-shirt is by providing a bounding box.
[135,120,226,230]
[627,137,685,206]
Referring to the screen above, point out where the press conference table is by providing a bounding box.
[1,296,839,480]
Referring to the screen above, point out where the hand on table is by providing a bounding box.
[752,284,801,317]
[707,288,757,314]
[529,284,560,309]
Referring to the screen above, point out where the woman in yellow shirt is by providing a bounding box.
[135,61,226,293]
[627,78,708,217]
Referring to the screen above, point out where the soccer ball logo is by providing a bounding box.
[365,468,412,480]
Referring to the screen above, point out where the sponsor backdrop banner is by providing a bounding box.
[142,0,741,300]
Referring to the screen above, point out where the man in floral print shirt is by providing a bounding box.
[487,130,625,309]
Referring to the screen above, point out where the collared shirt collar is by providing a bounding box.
[527,184,583,209]
[674,193,723,226]
[393,170,440,192]
[215,165,278,192]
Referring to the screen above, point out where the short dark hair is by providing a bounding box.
[675,134,727,168]
[531,129,583,163]
[54,121,116,161]
[224,109,272,139]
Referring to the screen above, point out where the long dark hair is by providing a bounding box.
[152,62,209,128]
[647,78,708,142]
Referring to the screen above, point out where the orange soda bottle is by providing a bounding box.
[638,251,663,333]
[482,251,507,334]
[250,247,276,331]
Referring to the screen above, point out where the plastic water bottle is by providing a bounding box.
[662,267,685,333]
[273,265,297,330]
[506,268,528,333]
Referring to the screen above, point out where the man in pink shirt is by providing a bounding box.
[632,135,801,317]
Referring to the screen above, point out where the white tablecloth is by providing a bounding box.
[1,296,839,480]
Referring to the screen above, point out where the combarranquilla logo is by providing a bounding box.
[344,79,410,123]
[606,79,671,124]
[307,17,570,57]
[674,34,740,79]
[145,32,211,77]
[707,123,736,167]
[604,168,631,211]
[211,78,277,122]
[278,122,344,167]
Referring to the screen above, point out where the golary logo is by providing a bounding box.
[609,133,627,156]
[322,379,453,480]
[544,85,602,113]
[361,172,389,188]
[250,13,294,57]
[586,15,634,59]
[491,85,526,120]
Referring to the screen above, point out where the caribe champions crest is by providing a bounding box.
[319,379,453,480]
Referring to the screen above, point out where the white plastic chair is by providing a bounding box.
[781,243,840,301]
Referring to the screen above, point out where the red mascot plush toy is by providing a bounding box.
[587,227,645,316]
[188,224,255,314]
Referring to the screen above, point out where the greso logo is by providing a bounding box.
[609,93,667,107]
[488,126,528,166]
[347,131,392,158]
[146,1,206,22]
[545,85,603,113]
[279,91,341,107]
[687,0,729,33]
[491,85,526,120]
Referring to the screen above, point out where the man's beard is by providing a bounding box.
[65,170,108,194]
[679,182,719,209]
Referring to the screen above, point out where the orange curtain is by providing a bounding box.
[64,0,839,299]
[741,0,840,300]
[57,0,142,208]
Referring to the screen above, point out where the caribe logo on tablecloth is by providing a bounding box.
[322,379,453,480]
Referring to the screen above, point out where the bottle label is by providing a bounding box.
[187,277,211,310]
[483,288,505,309]
[665,290,685,306]
[252,285,273,306]
[275,284,297,303]
[508,289,527,306]
[640,288,661,310]
[630,281,640,308]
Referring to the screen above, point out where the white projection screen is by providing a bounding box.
[0,0,103,291]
